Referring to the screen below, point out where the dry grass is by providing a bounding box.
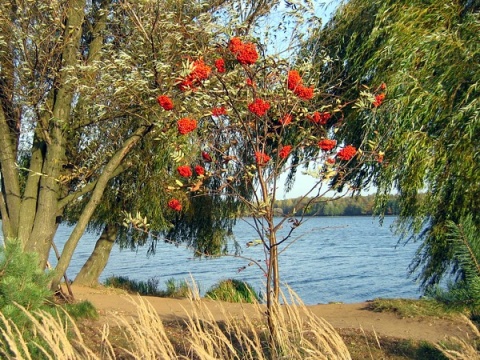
[436,315,480,359]
[116,287,351,359]
[1,293,479,359]
[113,298,180,359]
[0,303,107,359]
[0,288,352,359]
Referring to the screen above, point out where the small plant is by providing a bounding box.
[104,275,134,291]
[62,300,98,320]
[428,215,480,317]
[0,304,103,359]
[206,279,260,303]
[0,240,99,357]
[163,278,191,298]
[104,275,192,298]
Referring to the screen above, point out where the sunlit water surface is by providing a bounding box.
[2,217,421,304]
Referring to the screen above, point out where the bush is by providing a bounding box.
[0,239,98,357]
[104,275,160,295]
[163,278,191,298]
[62,300,98,320]
[206,279,260,303]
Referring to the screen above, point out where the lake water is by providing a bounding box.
[2,217,421,304]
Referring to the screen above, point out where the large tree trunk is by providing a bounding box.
[24,138,64,267]
[74,224,118,287]
[23,0,86,268]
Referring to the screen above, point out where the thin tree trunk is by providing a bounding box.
[0,105,21,237]
[266,231,280,352]
[74,224,118,287]
[17,130,46,248]
[0,191,13,239]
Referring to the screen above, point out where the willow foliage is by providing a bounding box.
[307,0,480,288]
[446,215,480,309]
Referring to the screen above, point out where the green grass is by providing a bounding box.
[366,298,460,318]
[61,300,98,320]
[163,278,191,298]
[341,329,449,360]
[104,275,162,295]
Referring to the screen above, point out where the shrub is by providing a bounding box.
[104,275,191,298]
[0,239,98,357]
[425,215,480,317]
[206,279,260,303]
[0,304,100,359]
[62,300,98,320]
[0,240,53,328]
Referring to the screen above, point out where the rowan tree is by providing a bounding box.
[69,0,297,287]
[153,31,384,343]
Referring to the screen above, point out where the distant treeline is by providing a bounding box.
[273,194,399,217]
[0,195,399,221]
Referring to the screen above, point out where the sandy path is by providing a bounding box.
[71,285,474,344]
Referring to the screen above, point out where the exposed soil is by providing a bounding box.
[70,284,474,345]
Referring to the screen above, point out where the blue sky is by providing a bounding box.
[255,0,342,56]
[256,1,377,199]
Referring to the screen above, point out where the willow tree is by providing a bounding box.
[0,0,243,289]
[0,0,295,289]
[306,0,480,289]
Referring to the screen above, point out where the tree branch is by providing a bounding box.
[57,163,130,210]
[52,123,153,289]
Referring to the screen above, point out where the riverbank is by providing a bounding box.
[72,284,473,344]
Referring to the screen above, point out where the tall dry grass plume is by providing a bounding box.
[0,284,352,359]
[0,303,109,359]
[436,314,480,360]
[117,284,352,359]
